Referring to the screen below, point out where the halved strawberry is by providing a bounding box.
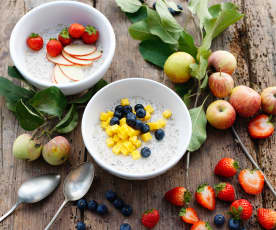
[179,207,199,224]
[164,187,191,206]
[195,184,215,211]
[191,221,213,230]
[214,182,235,202]
[238,169,264,195]
[248,114,274,139]
[229,199,253,220]
[257,208,276,230]
[214,158,239,177]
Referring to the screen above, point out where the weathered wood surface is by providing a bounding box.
[0,0,275,229]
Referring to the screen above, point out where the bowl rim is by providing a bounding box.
[9,1,116,90]
[81,78,192,180]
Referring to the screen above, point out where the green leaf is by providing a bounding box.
[115,0,142,13]
[188,0,212,29]
[190,49,211,80]
[15,99,45,131]
[178,31,198,59]
[139,39,174,68]
[55,104,75,129]
[8,66,25,81]
[166,1,182,12]
[29,86,67,118]
[126,5,148,23]
[200,74,208,89]
[55,108,78,134]
[183,91,192,108]
[174,78,195,98]
[179,208,187,216]
[129,20,155,41]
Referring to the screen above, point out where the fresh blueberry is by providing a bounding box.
[87,200,98,212]
[105,190,117,202]
[96,204,108,215]
[115,105,124,113]
[214,214,225,227]
[123,105,132,115]
[114,111,123,119]
[126,112,136,127]
[134,104,144,111]
[228,218,242,230]
[141,123,150,133]
[168,7,177,16]
[152,2,156,10]
[113,198,124,209]
[136,108,146,118]
[141,147,151,158]
[76,199,87,211]
[110,117,119,126]
[177,4,183,10]
[76,221,86,230]
[120,223,132,230]
[121,205,133,217]
[135,119,144,130]
[154,129,165,140]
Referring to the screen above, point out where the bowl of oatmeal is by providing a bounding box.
[10,1,115,95]
[82,78,192,180]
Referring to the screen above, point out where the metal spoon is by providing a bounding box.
[0,174,61,223]
[44,162,94,230]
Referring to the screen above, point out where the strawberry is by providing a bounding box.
[214,157,239,177]
[214,182,235,202]
[191,221,213,230]
[164,187,191,206]
[82,25,99,44]
[248,114,274,139]
[195,184,215,211]
[141,209,160,229]
[257,208,276,230]
[26,33,43,51]
[46,38,63,57]
[229,199,253,220]
[68,23,85,38]
[179,207,199,224]
[238,169,264,195]
[58,27,72,46]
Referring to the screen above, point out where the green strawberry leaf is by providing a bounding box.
[214,183,226,195]
[206,222,213,230]
[196,184,208,193]
[184,191,192,205]
[179,208,187,216]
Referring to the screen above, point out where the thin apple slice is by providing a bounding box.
[52,72,57,84]
[54,65,72,84]
[73,51,102,61]
[63,44,96,56]
[46,54,73,66]
[62,50,93,66]
[59,65,84,81]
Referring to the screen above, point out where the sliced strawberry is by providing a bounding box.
[179,207,199,225]
[257,208,276,230]
[214,182,235,202]
[195,184,215,211]
[141,209,160,229]
[191,221,213,230]
[164,187,191,206]
[248,114,274,139]
[230,199,253,220]
[214,157,239,177]
[238,169,264,195]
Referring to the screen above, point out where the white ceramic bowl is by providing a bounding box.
[82,78,192,180]
[10,1,115,95]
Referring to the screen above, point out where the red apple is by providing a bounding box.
[229,85,261,118]
[208,72,234,98]
[208,50,237,75]
[261,87,276,115]
[206,100,236,129]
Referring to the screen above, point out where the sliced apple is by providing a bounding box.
[46,54,73,66]
[73,51,102,61]
[62,50,93,66]
[63,44,96,56]
[59,65,84,81]
[54,65,72,84]
[52,72,57,84]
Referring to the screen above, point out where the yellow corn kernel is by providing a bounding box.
[145,105,154,114]
[135,139,142,148]
[112,143,121,155]
[106,126,114,137]
[127,126,137,137]
[106,138,115,147]
[100,112,109,121]
[129,136,138,144]
[118,132,128,140]
[163,110,172,119]
[121,98,130,106]
[147,122,159,131]
[142,111,151,121]
[120,117,126,126]
[107,110,114,118]
[157,119,166,128]
[120,145,129,156]
[131,150,141,160]
[113,135,120,143]
[110,124,119,133]
[123,141,135,152]
[141,132,152,142]
[101,121,109,129]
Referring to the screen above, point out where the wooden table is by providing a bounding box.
[0,0,275,229]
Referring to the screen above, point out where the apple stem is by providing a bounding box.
[31,122,49,140]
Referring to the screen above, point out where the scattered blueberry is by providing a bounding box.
[228,218,242,230]
[141,147,151,158]
[152,2,156,10]
[168,7,177,16]
[76,221,86,230]
[134,104,144,111]
[120,223,132,230]
[113,198,124,209]
[123,105,132,115]
[105,190,117,202]
[136,108,146,118]
[135,119,144,130]
[177,4,183,10]
[141,123,150,133]
[110,117,119,126]
[96,204,108,215]
[115,105,124,113]
[126,112,136,127]
[114,111,123,119]
[154,129,165,140]
[214,214,225,227]
[121,205,133,217]
[76,199,87,211]
[87,200,98,212]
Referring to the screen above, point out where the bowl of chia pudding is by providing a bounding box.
[10,1,115,95]
[82,78,192,180]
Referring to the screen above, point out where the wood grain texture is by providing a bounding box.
[0,0,275,229]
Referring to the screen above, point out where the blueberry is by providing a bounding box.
[126,112,136,127]
[214,214,225,227]
[115,105,124,113]
[136,108,146,118]
[134,104,144,111]
[120,223,132,230]
[113,198,124,209]
[155,129,165,140]
[110,117,119,126]
[114,111,123,119]
[121,205,133,217]
[141,147,151,158]
[168,7,177,16]
[152,2,156,10]
[141,123,150,133]
[123,105,132,115]
[105,190,117,202]
[177,4,183,10]
[135,119,144,130]
[76,221,86,230]
[228,218,242,230]
[76,199,87,211]
[96,204,108,215]
[87,200,98,212]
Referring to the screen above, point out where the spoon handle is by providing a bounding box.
[44,199,68,230]
[0,201,21,223]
